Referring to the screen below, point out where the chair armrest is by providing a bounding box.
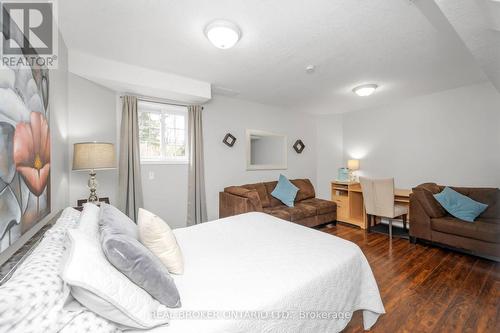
[409,193,433,240]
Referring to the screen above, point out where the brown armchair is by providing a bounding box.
[219,179,336,228]
[410,183,500,260]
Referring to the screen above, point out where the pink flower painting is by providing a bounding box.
[0,29,50,254]
[13,112,51,197]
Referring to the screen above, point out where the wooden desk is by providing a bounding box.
[331,181,411,229]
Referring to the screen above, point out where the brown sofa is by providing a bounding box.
[410,183,500,259]
[219,179,336,227]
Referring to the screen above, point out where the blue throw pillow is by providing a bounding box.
[271,174,299,207]
[434,187,488,222]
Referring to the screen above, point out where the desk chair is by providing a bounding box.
[359,177,409,239]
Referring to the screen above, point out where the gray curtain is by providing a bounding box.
[118,96,144,221]
[187,105,207,225]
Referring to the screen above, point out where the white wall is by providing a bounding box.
[142,96,317,225]
[64,75,190,229]
[142,96,318,226]
[203,96,317,221]
[141,164,188,229]
[67,74,118,206]
[340,82,500,189]
[50,34,70,215]
[315,114,343,200]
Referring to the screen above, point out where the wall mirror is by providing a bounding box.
[246,129,287,170]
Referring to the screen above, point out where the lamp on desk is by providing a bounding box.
[72,142,116,204]
[347,159,360,182]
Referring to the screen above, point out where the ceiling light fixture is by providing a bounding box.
[204,20,241,49]
[352,84,378,97]
[305,65,316,74]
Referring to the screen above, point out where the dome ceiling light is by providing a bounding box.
[204,20,241,49]
[352,83,378,97]
[352,84,378,97]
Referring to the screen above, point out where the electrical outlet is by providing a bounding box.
[148,171,155,180]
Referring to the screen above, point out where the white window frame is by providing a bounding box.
[138,101,189,164]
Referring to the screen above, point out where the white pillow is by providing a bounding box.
[60,229,169,329]
[77,203,100,239]
[138,208,184,274]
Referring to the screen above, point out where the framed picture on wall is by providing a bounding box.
[0,12,51,255]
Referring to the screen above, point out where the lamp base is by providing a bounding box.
[348,170,358,182]
[88,170,99,204]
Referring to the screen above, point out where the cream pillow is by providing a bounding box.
[138,208,184,274]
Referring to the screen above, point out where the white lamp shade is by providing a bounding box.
[347,159,360,171]
[72,142,116,171]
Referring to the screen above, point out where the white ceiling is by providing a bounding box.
[59,0,488,114]
[435,0,500,93]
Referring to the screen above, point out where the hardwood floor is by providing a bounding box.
[318,223,500,333]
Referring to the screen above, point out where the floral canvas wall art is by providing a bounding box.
[0,27,51,254]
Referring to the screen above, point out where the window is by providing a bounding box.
[138,101,188,163]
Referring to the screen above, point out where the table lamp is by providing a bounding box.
[347,159,360,182]
[72,142,116,203]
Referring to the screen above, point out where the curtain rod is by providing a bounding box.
[120,95,204,110]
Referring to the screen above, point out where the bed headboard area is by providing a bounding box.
[0,10,52,264]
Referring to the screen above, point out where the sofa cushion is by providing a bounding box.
[291,179,316,202]
[479,218,500,225]
[300,198,337,215]
[242,183,271,208]
[264,181,284,207]
[448,187,499,218]
[293,203,319,220]
[464,188,499,219]
[434,187,488,222]
[271,175,299,207]
[411,187,447,218]
[263,207,291,221]
[264,204,316,222]
[431,216,500,244]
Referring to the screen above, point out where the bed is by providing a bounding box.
[0,208,384,333]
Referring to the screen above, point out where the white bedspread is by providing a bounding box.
[137,212,384,333]
[1,210,384,333]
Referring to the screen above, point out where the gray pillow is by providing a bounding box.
[99,203,139,239]
[100,230,182,308]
